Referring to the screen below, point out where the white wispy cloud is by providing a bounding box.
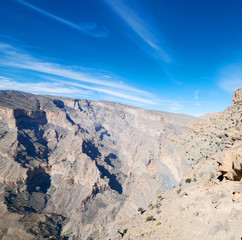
[218,63,242,92]
[0,43,150,95]
[54,79,156,104]
[16,0,109,38]
[194,90,199,100]
[169,102,184,111]
[103,0,171,63]
[0,77,90,95]
[0,42,158,106]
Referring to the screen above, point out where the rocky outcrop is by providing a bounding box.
[232,87,242,105]
[218,146,242,181]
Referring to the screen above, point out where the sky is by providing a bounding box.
[0,0,242,116]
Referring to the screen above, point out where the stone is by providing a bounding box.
[218,147,242,181]
[212,193,223,204]
[233,183,242,193]
[232,88,242,105]
[232,192,240,202]
[208,222,224,235]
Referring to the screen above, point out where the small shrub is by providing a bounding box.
[123,229,128,234]
[185,178,191,183]
[156,222,161,226]
[193,177,197,182]
[138,207,145,214]
[148,203,154,209]
[177,188,182,194]
[138,207,143,213]
[155,203,161,209]
[146,216,155,222]
[158,195,163,199]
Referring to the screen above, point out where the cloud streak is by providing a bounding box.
[54,79,156,104]
[0,43,157,106]
[194,90,199,100]
[0,77,90,95]
[168,102,184,111]
[103,0,171,63]
[0,43,150,95]
[17,0,109,38]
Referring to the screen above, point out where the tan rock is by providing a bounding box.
[219,146,242,181]
[232,88,242,105]
[232,192,240,201]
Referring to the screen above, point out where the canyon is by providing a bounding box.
[0,88,241,240]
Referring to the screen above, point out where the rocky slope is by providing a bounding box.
[109,88,242,240]
[0,90,199,240]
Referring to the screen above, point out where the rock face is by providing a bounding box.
[0,90,198,240]
[219,147,242,181]
[232,87,242,105]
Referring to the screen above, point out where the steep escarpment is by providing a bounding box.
[0,90,198,239]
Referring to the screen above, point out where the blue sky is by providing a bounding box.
[0,0,242,116]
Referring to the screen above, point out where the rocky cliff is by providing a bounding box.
[0,90,199,240]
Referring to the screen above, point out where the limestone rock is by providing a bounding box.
[232,192,240,202]
[233,183,242,193]
[232,88,242,105]
[218,146,242,181]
